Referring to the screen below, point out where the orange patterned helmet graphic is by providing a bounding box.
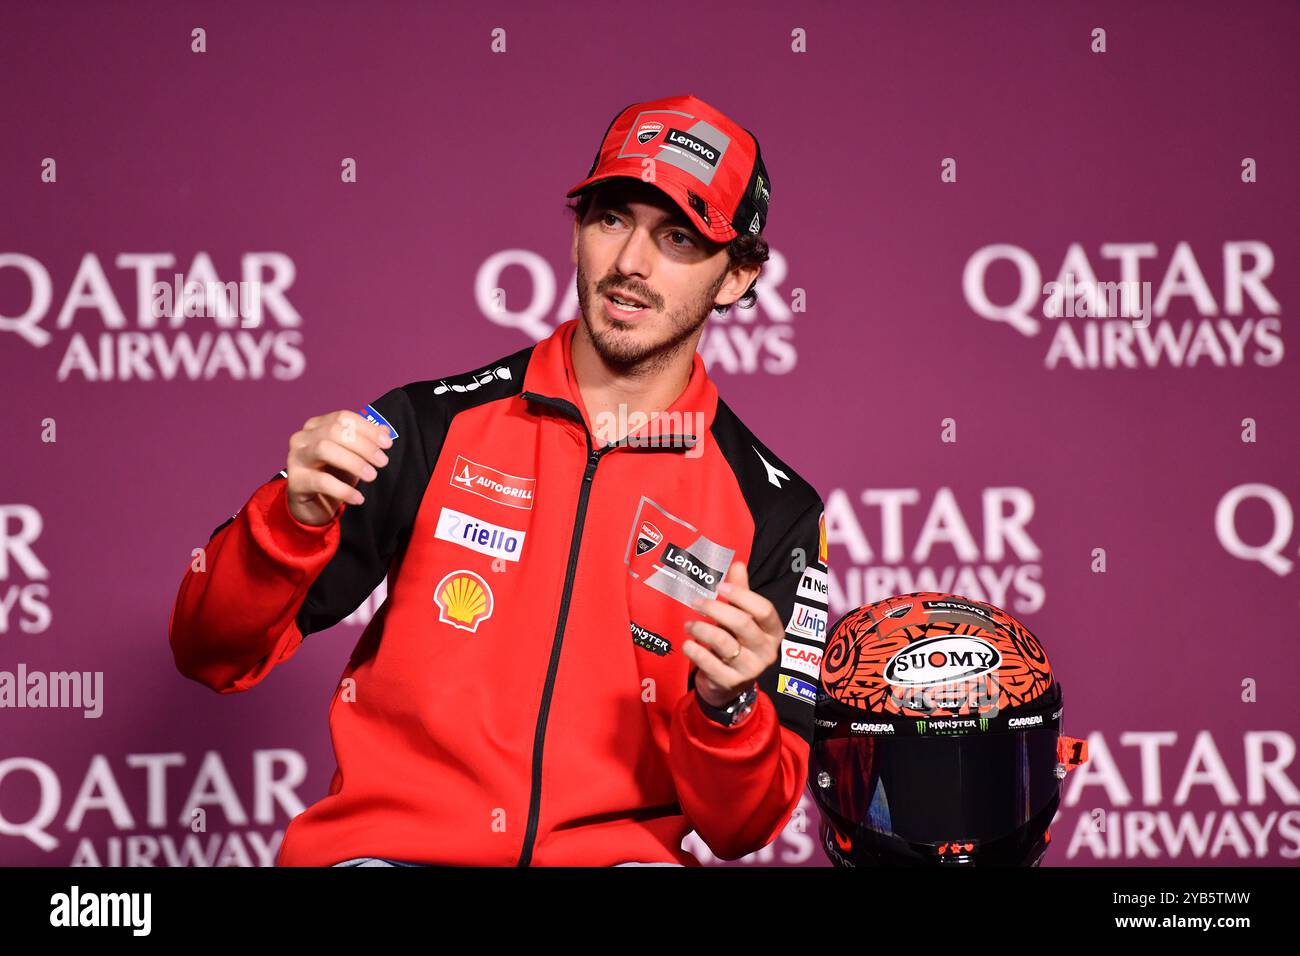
[821,592,1054,720]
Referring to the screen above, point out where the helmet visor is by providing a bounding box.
[812,725,1062,846]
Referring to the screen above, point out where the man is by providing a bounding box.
[168,93,829,866]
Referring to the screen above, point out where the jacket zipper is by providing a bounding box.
[515,390,695,866]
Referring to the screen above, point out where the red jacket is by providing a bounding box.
[168,319,829,866]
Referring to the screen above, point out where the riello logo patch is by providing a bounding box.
[884,636,1002,686]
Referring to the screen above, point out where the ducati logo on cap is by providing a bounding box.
[636,521,663,555]
[636,121,663,144]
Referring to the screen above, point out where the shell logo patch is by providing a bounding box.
[433,569,495,633]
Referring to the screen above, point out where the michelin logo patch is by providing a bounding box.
[777,674,817,705]
[359,404,398,440]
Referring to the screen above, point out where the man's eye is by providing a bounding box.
[668,231,695,247]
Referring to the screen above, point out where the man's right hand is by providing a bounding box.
[285,411,395,527]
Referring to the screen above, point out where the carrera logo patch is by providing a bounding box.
[624,497,735,611]
[449,455,535,510]
[780,638,823,679]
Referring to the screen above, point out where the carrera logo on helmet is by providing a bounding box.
[449,455,536,510]
[664,128,721,168]
[884,636,1002,686]
[636,121,664,144]
[636,521,663,556]
[1008,714,1045,728]
[850,722,895,734]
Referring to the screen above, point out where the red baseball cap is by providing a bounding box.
[565,93,772,243]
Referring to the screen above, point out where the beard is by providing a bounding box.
[576,259,724,376]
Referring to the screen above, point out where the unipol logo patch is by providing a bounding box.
[884,636,1002,686]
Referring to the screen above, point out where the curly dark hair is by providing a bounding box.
[565,188,769,314]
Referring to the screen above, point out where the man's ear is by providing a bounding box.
[715,262,761,308]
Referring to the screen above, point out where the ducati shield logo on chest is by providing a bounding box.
[624,497,735,610]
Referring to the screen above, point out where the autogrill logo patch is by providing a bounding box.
[885,635,1002,686]
[449,455,536,510]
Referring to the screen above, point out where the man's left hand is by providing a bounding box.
[683,560,782,707]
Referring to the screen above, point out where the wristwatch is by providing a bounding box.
[695,681,759,727]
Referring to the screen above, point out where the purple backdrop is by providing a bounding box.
[2,1,1297,866]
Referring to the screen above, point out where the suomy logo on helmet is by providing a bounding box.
[884,636,1002,686]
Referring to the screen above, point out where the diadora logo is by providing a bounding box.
[449,455,536,510]
[777,674,817,705]
[780,638,822,679]
[636,521,662,556]
[796,567,828,604]
[434,507,525,562]
[432,365,512,395]
[433,569,494,633]
[753,447,789,488]
[885,636,1002,687]
[785,602,827,644]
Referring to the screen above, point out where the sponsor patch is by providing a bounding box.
[777,674,817,705]
[780,638,822,679]
[785,602,827,644]
[817,511,827,565]
[449,455,536,510]
[630,621,672,656]
[434,507,525,562]
[884,635,1002,686]
[624,497,735,610]
[796,567,828,605]
[433,569,495,633]
[359,404,398,440]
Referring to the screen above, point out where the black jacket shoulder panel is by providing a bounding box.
[709,396,823,535]
[294,343,535,637]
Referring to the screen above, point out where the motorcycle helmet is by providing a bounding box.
[808,592,1088,867]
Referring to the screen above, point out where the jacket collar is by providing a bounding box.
[521,319,718,452]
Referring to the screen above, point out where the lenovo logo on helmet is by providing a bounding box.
[884,636,1002,686]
